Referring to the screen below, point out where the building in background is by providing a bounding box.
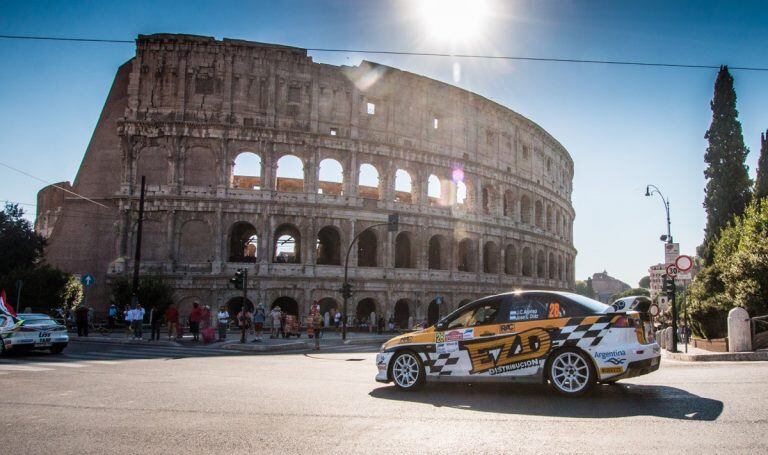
[589,270,630,303]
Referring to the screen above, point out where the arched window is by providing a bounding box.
[558,254,564,281]
[546,205,553,232]
[272,297,299,317]
[536,250,546,278]
[394,299,411,329]
[456,180,467,205]
[503,190,514,217]
[318,158,344,196]
[394,169,413,203]
[522,247,533,277]
[427,299,441,326]
[535,200,544,228]
[504,244,517,275]
[276,155,304,193]
[231,152,262,190]
[357,229,377,267]
[273,224,301,263]
[482,185,494,214]
[458,238,477,272]
[556,212,562,236]
[358,163,380,199]
[356,298,377,322]
[316,226,341,265]
[229,222,258,262]
[395,232,413,268]
[427,174,442,205]
[566,256,573,283]
[483,241,499,273]
[520,195,532,225]
[548,252,556,279]
[428,235,447,270]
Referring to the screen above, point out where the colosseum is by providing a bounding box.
[37,33,576,328]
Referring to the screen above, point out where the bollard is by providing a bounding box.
[728,307,752,352]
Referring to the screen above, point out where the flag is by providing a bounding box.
[0,289,17,317]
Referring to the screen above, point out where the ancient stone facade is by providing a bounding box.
[38,34,576,327]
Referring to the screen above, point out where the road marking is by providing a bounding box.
[0,364,52,372]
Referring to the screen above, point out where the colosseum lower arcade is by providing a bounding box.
[37,34,576,328]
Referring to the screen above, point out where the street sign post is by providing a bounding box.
[81,274,95,287]
[664,242,680,265]
[675,255,693,272]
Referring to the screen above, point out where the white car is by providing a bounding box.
[0,313,69,354]
[375,291,661,396]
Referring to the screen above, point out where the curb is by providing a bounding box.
[70,337,182,348]
[663,350,768,362]
[221,341,310,352]
[343,338,389,346]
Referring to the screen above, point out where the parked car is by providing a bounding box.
[375,291,661,396]
[0,313,69,354]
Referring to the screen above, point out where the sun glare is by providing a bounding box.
[417,0,491,43]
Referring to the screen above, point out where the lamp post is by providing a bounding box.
[645,184,678,352]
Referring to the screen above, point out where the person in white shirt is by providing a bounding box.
[216,306,229,341]
[132,304,146,339]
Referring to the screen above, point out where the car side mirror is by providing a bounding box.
[435,319,447,331]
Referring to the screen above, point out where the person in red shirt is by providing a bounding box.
[189,302,203,341]
[165,304,179,341]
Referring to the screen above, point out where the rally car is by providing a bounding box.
[0,313,69,355]
[375,291,660,396]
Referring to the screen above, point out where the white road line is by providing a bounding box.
[0,364,52,372]
[27,362,87,368]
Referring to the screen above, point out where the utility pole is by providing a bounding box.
[646,184,677,352]
[131,175,146,309]
[241,267,248,343]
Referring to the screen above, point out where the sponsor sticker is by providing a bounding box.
[499,323,515,333]
[509,307,540,321]
[437,341,459,354]
[489,358,543,375]
[435,332,445,343]
[461,328,474,340]
[595,349,627,365]
[398,336,413,344]
[463,328,551,374]
[600,367,623,374]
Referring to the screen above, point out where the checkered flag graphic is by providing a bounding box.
[551,315,614,348]
[422,353,460,376]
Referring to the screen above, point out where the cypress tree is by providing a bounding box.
[756,130,768,200]
[700,66,752,263]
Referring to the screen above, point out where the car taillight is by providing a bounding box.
[612,316,635,328]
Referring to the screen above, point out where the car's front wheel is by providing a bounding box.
[548,348,595,397]
[391,351,425,391]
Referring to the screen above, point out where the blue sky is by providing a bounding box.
[1,0,767,286]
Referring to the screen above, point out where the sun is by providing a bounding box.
[416,0,492,44]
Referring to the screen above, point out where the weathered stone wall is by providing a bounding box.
[39,34,577,326]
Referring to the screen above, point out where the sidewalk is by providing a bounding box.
[662,345,768,361]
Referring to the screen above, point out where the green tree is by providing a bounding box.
[109,275,175,314]
[638,276,651,288]
[609,287,650,303]
[756,130,768,200]
[0,203,45,276]
[0,266,83,313]
[699,66,752,264]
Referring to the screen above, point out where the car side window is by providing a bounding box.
[506,296,548,322]
[446,298,503,329]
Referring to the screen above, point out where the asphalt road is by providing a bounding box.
[1,342,766,454]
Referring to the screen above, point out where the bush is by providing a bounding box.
[609,288,650,302]
[109,275,175,314]
[0,266,83,313]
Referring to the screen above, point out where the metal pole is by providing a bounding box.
[241,268,248,343]
[131,176,146,308]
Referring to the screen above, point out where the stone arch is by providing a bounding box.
[427,174,442,205]
[520,195,532,225]
[481,184,495,214]
[317,297,339,323]
[357,229,377,267]
[355,298,378,322]
[556,211,562,236]
[427,298,441,326]
[503,189,515,217]
[504,244,517,275]
[483,241,499,273]
[536,249,546,278]
[566,255,573,284]
[315,225,341,265]
[427,234,449,270]
[133,216,166,262]
[178,219,212,263]
[272,296,299,317]
[456,180,468,206]
[548,251,556,279]
[276,154,305,193]
[226,296,254,317]
[358,163,380,199]
[458,238,477,272]
[558,253,564,281]
[394,231,415,268]
[135,146,168,186]
[273,223,301,263]
[183,146,216,187]
[394,169,414,203]
[231,151,262,190]
[546,205,554,232]
[394,299,412,329]
[535,200,544,228]
[318,158,344,196]
[229,221,259,262]
[522,246,533,277]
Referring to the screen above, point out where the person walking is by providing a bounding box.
[252,305,265,342]
[165,304,179,340]
[189,302,203,341]
[334,310,342,332]
[201,305,212,330]
[237,306,252,344]
[131,304,145,340]
[149,305,162,341]
[309,302,322,351]
[107,304,117,329]
[269,306,282,339]
[74,305,89,337]
[124,305,133,337]
[388,315,395,332]
[216,306,229,341]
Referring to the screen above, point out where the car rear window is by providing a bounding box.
[560,293,610,314]
[21,316,56,325]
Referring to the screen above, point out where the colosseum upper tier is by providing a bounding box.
[38,33,576,327]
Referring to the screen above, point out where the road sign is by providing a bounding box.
[664,243,680,265]
[676,271,692,280]
[81,274,95,287]
[675,255,693,272]
[649,304,660,317]
[665,264,678,278]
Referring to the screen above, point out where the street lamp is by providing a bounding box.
[644,184,678,352]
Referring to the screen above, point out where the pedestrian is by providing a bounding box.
[216,306,229,341]
[165,304,179,340]
[334,310,341,332]
[388,315,395,332]
[124,305,133,336]
[149,305,162,341]
[201,305,212,330]
[369,311,376,333]
[107,304,117,329]
[310,301,322,351]
[74,305,89,337]
[189,302,203,341]
[269,306,282,339]
[237,306,252,343]
[252,305,265,342]
[132,303,145,339]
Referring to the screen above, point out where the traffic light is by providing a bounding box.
[663,276,676,298]
[339,282,354,298]
[230,268,244,289]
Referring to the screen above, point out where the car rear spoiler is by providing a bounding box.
[607,296,653,321]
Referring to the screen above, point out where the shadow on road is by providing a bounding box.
[369,382,723,421]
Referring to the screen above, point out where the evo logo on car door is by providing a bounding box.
[462,328,551,375]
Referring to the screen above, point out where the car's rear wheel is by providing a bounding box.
[391,351,425,391]
[548,349,595,396]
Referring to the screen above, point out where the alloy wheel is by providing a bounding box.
[392,353,421,389]
[551,351,590,394]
